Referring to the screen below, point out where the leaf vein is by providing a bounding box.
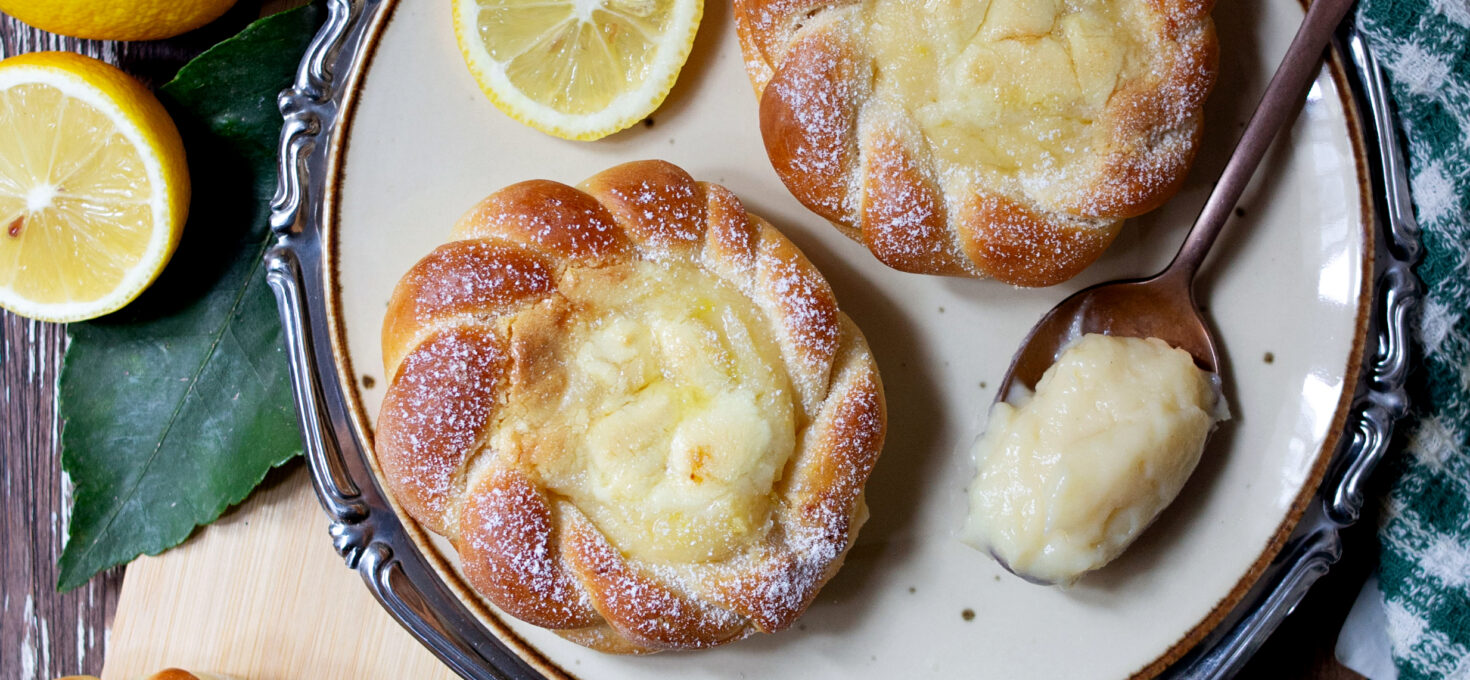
[65,242,273,570]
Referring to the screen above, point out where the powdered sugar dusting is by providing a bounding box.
[757,239,840,413]
[763,23,865,219]
[859,124,973,273]
[570,519,748,649]
[1051,113,1197,217]
[378,327,507,530]
[518,194,624,259]
[378,162,885,651]
[741,0,1217,283]
[717,360,883,630]
[403,241,553,325]
[459,472,595,627]
[959,190,1120,285]
[700,184,761,276]
[459,180,629,266]
[776,54,849,178]
[598,170,706,256]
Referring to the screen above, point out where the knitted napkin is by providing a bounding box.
[1355,0,1470,677]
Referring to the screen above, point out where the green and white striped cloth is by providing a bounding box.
[1355,0,1470,677]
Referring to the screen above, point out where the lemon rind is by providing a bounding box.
[0,0,238,42]
[0,59,185,323]
[452,0,704,141]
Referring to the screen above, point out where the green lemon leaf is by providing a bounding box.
[56,3,324,592]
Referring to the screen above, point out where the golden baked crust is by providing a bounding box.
[376,160,887,653]
[736,0,1218,285]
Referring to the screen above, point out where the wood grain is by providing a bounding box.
[0,314,120,680]
[0,4,296,678]
[0,19,152,679]
[95,468,1375,680]
[101,466,455,680]
[0,15,205,679]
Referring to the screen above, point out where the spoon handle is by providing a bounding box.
[1164,0,1356,283]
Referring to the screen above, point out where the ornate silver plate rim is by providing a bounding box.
[263,1,1423,677]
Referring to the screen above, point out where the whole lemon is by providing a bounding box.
[0,0,239,41]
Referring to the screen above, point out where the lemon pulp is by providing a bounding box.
[0,52,187,323]
[0,82,156,306]
[455,0,703,140]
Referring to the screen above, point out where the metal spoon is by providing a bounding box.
[997,0,1356,401]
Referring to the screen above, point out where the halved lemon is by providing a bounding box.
[0,52,189,323]
[453,0,703,141]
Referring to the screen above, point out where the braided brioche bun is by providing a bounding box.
[735,0,1218,285]
[377,160,886,653]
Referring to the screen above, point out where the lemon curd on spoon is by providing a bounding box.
[963,334,1228,585]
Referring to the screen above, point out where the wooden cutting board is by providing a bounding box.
[100,463,456,679]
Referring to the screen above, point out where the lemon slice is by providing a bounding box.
[453,0,703,140]
[0,52,189,323]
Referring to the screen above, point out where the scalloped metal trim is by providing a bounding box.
[264,0,546,676]
[263,7,1423,680]
[1160,27,1423,679]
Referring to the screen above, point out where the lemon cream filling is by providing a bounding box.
[494,259,796,564]
[962,333,1227,584]
[862,0,1151,176]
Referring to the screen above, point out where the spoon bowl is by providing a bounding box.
[996,0,1353,405]
[997,272,1217,403]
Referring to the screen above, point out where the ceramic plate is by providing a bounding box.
[266,0,1413,677]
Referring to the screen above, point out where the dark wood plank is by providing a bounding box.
[0,7,279,677]
[0,19,136,678]
[0,314,121,680]
[0,14,142,675]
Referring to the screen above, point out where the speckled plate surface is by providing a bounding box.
[264,0,1418,677]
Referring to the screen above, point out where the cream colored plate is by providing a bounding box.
[325,0,1371,677]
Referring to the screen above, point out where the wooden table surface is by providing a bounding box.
[0,3,1376,679]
